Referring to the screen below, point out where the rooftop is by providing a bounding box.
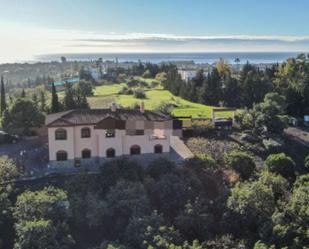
[46,108,170,127]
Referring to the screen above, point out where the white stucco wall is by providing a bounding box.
[48,121,173,162]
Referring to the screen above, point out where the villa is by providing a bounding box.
[45,103,184,168]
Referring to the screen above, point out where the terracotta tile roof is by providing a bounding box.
[46,108,170,127]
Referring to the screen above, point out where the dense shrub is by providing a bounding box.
[133,89,146,99]
[147,158,176,180]
[225,151,256,180]
[304,154,309,171]
[186,153,216,171]
[264,153,295,179]
[118,86,133,95]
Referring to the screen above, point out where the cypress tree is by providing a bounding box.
[63,82,75,110]
[0,75,6,114]
[21,88,26,98]
[51,82,59,113]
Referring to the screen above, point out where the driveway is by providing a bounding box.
[0,136,49,175]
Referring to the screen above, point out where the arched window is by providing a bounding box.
[130,145,141,155]
[106,148,115,158]
[56,151,68,161]
[81,127,91,138]
[55,128,67,140]
[154,144,163,154]
[82,149,91,159]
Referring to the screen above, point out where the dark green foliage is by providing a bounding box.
[123,211,164,248]
[99,159,143,194]
[271,180,309,248]
[225,151,256,180]
[1,98,45,135]
[14,220,58,249]
[133,89,146,99]
[175,198,214,241]
[264,153,295,179]
[63,82,89,110]
[203,235,247,249]
[13,187,74,249]
[0,75,6,114]
[78,80,93,96]
[51,82,60,113]
[146,158,176,180]
[304,154,309,172]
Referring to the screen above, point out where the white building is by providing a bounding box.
[177,69,208,82]
[178,69,197,82]
[45,104,183,168]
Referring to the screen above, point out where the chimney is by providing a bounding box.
[111,103,117,112]
[140,102,145,113]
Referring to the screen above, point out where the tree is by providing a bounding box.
[63,83,76,110]
[225,151,256,180]
[21,89,26,98]
[175,198,214,241]
[1,98,45,135]
[78,80,93,96]
[304,154,309,172]
[227,180,275,240]
[13,187,74,249]
[0,156,18,186]
[0,75,6,115]
[51,82,60,113]
[88,180,151,240]
[271,180,309,248]
[264,153,295,179]
[253,92,287,134]
[39,90,46,112]
[14,220,58,249]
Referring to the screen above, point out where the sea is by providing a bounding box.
[36,52,303,65]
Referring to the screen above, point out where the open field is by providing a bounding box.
[88,83,234,118]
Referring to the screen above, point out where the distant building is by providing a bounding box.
[177,69,208,82]
[45,104,183,168]
[49,77,80,91]
[178,69,197,82]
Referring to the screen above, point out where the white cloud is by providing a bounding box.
[0,24,309,63]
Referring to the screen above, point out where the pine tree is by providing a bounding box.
[0,75,7,115]
[51,82,59,113]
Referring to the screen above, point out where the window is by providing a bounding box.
[55,128,67,140]
[130,145,141,155]
[106,148,115,158]
[82,149,91,159]
[105,129,115,138]
[154,144,163,154]
[135,130,144,135]
[81,127,91,138]
[56,151,68,161]
[126,130,144,136]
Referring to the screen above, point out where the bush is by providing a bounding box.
[184,154,216,172]
[134,89,146,99]
[304,154,309,172]
[118,86,133,95]
[225,151,256,180]
[264,153,295,179]
[147,158,176,180]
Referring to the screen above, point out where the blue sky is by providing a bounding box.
[0,0,309,62]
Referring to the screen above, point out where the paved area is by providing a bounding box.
[170,136,194,160]
[0,136,49,176]
[0,135,194,178]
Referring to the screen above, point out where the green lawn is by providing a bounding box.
[88,83,234,118]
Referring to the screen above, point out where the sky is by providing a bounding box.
[0,0,309,63]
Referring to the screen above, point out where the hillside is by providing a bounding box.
[87,81,233,118]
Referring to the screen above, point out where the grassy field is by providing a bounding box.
[88,83,234,118]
